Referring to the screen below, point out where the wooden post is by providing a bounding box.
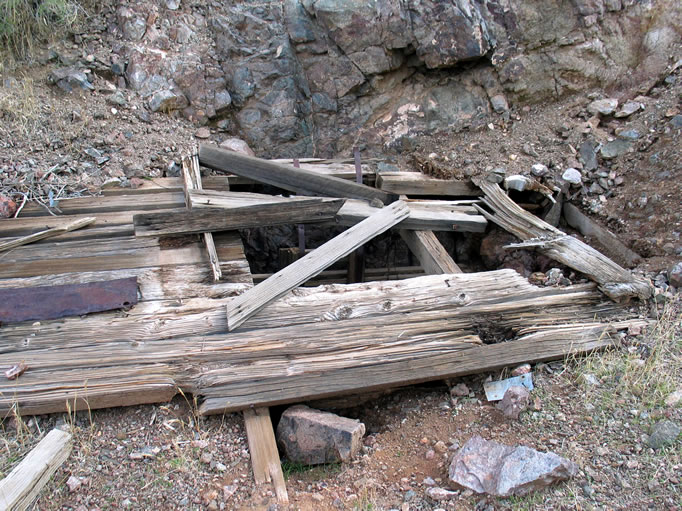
[183,154,222,281]
[348,149,366,283]
[243,407,289,504]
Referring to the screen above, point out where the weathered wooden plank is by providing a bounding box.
[225,201,410,331]
[198,320,639,414]
[0,217,95,252]
[189,189,309,209]
[0,233,245,279]
[243,408,289,504]
[474,181,652,301]
[0,277,138,323]
[0,261,251,301]
[184,154,223,281]
[134,199,344,237]
[199,144,394,203]
[399,230,462,274]
[0,270,632,416]
[563,203,641,268]
[101,176,232,195]
[0,429,73,511]
[377,172,479,196]
[17,192,187,217]
[335,199,487,232]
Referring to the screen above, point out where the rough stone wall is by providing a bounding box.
[109,0,681,157]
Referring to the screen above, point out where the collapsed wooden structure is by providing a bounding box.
[0,146,651,503]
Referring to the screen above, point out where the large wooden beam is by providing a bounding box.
[199,320,637,414]
[377,172,479,196]
[133,199,344,237]
[0,429,72,511]
[243,408,289,504]
[1,270,637,416]
[199,144,395,204]
[225,200,410,330]
[474,181,652,301]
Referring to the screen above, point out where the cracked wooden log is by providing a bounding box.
[473,181,652,301]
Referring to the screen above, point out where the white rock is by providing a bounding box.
[562,168,582,185]
[665,389,682,407]
[531,163,548,176]
[587,98,618,116]
[504,175,531,192]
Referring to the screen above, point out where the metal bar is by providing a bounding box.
[0,277,138,323]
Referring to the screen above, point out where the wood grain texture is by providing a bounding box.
[563,203,641,268]
[134,199,344,237]
[474,181,652,301]
[243,408,289,504]
[377,172,479,196]
[335,199,487,232]
[225,200,410,331]
[399,229,462,274]
[0,429,72,511]
[0,270,636,416]
[0,217,95,252]
[199,144,394,203]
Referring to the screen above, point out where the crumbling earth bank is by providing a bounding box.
[75,0,682,157]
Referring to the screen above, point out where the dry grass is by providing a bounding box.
[0,0,81,65]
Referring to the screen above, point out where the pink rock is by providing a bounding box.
[219,137,255,157]
[0,195,17,218]
[496,385,530,419]
[449,436,578,497]
[276,405,365,465]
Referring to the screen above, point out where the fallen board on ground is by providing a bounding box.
[0,270,640,416]
[0,429,72,511]
[474,181,652,301]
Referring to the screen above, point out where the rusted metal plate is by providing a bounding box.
[0,277,138,323]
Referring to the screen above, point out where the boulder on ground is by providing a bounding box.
[449,435,578,497]
[219,137,255,157]
[276,405,365,465]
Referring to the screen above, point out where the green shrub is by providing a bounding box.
[0,0,80,60]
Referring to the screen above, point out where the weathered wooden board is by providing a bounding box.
[0,277,138,323]
[335,199,487,232]
[377,172,479,196]
[134,199,344,237]
[0,269,633,416]
[199,144,394,204]
[17,192,187,217]
[399,230,462,274]
[474,181,652,301]
[0,429,72,511]
[225,200,410,331]
[243,408,289,504]
[563,203,641,268]
[0,217,95,252]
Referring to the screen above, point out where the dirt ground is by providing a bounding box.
[1,16,681,511]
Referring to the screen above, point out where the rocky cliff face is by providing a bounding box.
[109,0,680,157]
